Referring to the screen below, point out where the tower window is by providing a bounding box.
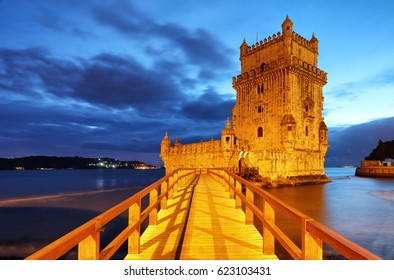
[288,126,292,131]
[257,127,263,137]
[226,137,230,142]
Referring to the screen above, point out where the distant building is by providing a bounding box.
[355,160,394,177]
[161,16,330,186]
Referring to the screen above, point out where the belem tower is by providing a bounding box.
[160,16,330,186]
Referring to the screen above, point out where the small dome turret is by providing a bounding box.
[174,136,181,146]
[319,121,328,131]
[161,131,172,145]
[222,118,235,135]
[281,114,296,125]
[310,33,319,53]
[282,15,293,35]
[240,38,250,57]
[160,131,172,158]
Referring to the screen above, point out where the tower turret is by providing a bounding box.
[160,131,172,157]
[282,15,293,36]
[319,121,329,155]
[221,118,235,148]
[310,33,319,53]
[240,39,250,73]
[221,118,236,167]
[280,114,297,151]
[282,15,293,55]
[240,39,249,57]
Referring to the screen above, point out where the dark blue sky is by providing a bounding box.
[0,0,393,166]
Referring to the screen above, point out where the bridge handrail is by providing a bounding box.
[25,168,196,260]
[208,168,382,260]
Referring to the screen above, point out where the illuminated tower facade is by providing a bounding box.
[161,16,329,185]
[231,15,329,182]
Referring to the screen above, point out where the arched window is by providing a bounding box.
[257,127,263,137]
[261,63,266,72]
[261,83,264,93]
[305,126,309,136]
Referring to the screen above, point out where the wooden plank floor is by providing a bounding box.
[125,176,197,260]
[125,173,277,260]
[179,174,277,260]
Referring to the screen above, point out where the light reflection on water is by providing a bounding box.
[0,169,165,200]
[264,167,394,259]
[0,168,392,259]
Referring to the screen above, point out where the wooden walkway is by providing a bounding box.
[125,173,277,260]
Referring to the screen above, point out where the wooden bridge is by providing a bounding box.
[26,168,382,260]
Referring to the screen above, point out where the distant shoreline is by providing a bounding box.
[0,155,162,170]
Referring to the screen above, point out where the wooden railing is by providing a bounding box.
[25,168,196,260]
[208,168,382,260]
[26,167,382,260]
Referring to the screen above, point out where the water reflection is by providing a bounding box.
[264,168,394,259]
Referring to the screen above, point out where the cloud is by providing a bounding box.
[73,53,184,111]
[0,1,239,164]
[36,7,92,38]
[325,117,394,166]
[180,89,234,121]
[2,45,392,167]
[92,1,235,80]
[0,45,234,162]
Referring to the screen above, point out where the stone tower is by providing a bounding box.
[160,16,329,185]
[231,15,329,183]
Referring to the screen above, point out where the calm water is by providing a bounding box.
[0,167,393,259]
[0,168,165,200]
[265,168,394,260]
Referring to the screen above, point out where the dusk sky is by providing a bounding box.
[0,0,393,166]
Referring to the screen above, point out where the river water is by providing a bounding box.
[264,168,394,259]
[0,168,392,259]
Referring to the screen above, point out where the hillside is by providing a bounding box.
[365,140,394,161]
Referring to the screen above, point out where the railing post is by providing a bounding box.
[302,218,323,260]
[262,199,275,255]
[173,172,178,193]
[168,176,174,200]
[223,171,229,192]
[78,224,100,260]
[229,176,235,199]
[245,187,254,225]
[149,188,158,225]
[161,179,168,210]
[181,170,185,186]
[235,180,242,208]
[128,198,141,254]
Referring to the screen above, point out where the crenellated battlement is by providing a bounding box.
[292,31,315,50]
[232,55,326,85]
[232,59,285,85]
[243,32,283,55]
[167,139,221,155]
[292,57,327,81]
[241,30,317,58]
